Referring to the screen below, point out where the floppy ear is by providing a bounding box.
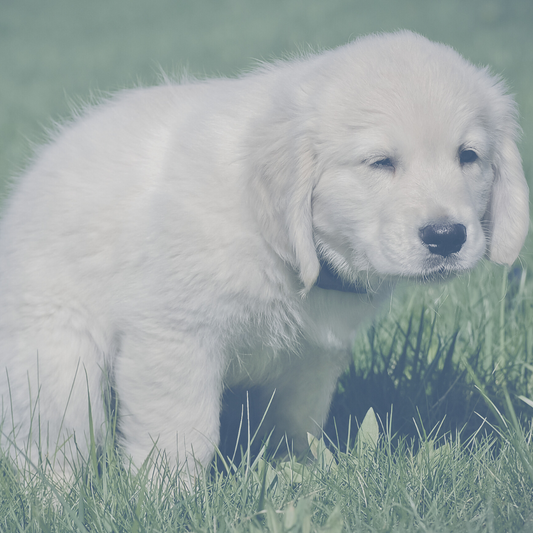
[488,135,529,265]
[248,116,320,292]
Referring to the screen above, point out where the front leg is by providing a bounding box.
[114,328,225,477]
[257,346,350,454]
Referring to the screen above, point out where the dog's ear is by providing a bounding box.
[488,134,529,265]
[249,117,320,292]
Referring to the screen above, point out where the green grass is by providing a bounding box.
[327,264,533,448]
[1,0,533,531]
[1,399,533,531]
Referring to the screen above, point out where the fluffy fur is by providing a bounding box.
[0,31,528,477]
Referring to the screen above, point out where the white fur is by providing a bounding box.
[0,31,528,477]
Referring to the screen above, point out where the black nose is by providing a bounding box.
[419,223,467,256]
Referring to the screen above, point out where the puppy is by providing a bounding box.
[0,30,528,478]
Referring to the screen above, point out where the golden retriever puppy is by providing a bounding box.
[0,31,528,479]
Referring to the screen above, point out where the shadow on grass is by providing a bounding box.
[220,299,533,462]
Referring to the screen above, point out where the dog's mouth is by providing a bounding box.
[412,255,469,283]
[411,267,463,283]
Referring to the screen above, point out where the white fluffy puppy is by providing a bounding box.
[0,31,529,477]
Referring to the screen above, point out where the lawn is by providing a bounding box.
[1,0,533,531]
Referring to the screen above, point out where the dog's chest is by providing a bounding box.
[223,282,392,387]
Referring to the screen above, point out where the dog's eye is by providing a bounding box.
[459,149,478,165]
[371,158,395,170]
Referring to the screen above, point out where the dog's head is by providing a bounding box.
[250,31,529,292]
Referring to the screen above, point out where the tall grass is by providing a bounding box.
[1,400,532,531]
[326,263,533,449]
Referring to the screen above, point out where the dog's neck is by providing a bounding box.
[314,257,367,294]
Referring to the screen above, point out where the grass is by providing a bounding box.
[327,265,533,449]
[1,401,532,531]
[1,0,533,531]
